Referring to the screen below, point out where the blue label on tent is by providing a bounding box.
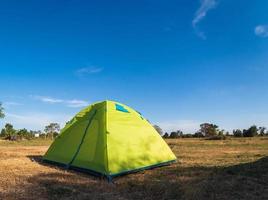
[115,104,130,113]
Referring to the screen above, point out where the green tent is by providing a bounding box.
[43,100,176,179]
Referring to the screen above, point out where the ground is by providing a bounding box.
[0,137,268,200]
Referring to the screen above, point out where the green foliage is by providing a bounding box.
[160,123,267,139]
[0,123,33,140]
[194,131,204,138]
[218,130,225,136]
[39,133,47,139]
[259,127,266,136]
[163,132,169,138]
[17,129,36,140]
[206,135,227,140]
[17,128,28,137]
[233,129,243,137]
[169,130,183,139]
[205,135,227,140]
[0,123,44,141]
[0,128,6,137]
[44,123,60,139]
[182,133,194,138]
[200,123,219,137]
[243,125,258,137]
[169,132,178,138]
[1,123,16,140]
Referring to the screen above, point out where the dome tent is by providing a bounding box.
[43,101,176,180]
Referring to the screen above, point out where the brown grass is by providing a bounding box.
[0,137,268,200]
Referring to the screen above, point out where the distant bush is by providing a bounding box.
[169,132,179,139]
[181,134,194,138]
[243,125,258,137]
[206,135,227,140]
[4,135,18,141]
[162,124,268,139]
[233,129,243,137]
[193,131,204,138]
[258,127,267,136]
[0,122,60,141]
[39,133,47,139]
[0,123,16,140]
[163,132,169,138]
[169,130,183,139]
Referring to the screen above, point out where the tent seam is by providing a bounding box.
[105,101,110,176]
[67,109,97,168]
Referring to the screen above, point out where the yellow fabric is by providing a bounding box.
[106,101,176,175]
[44,100,176,177]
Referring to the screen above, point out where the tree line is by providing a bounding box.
[0,122,61,141]
[0,101,61,140]
[154,123,268,139]
[1,103,267,140]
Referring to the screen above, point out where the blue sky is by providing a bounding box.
[0,0,268,133]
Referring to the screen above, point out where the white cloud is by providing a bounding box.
[66,100,89,108]
[3,102,23,108]
[1,112,72,130]
[255,25,268,38]
[192,0,218,39]
[32,96,63,104]
[31,95,89,108]
[157,120,201,133]
[76,66,103,76]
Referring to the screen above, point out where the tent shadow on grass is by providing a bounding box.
[27,155,43,163]
[27,134,173,180]
[27,153,173,181]
[18,156,268,200]
[27,155,105,180]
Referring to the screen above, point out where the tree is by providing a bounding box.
[182,133,193,138]
[44,123,60,139]
[259,127,266,136]
[169,131,179,138]
[17,128,28,137]
[1,123,16,140]
[17,128,34,140]
[153,125,163,136]
[200,123,219,137]
[194,131,204,138]
[5,123,16,136]
[163,132,169,138]
[218,129,224,136]
[0,103,4,119]
[0,128,6,137]
[169,130,183,139]
[243,125,258,137]
[177,130,183,137]
[233,129,243,137]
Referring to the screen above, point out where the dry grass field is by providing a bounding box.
[0,137,268,200]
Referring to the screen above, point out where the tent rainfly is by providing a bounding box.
[43,100,176,180]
